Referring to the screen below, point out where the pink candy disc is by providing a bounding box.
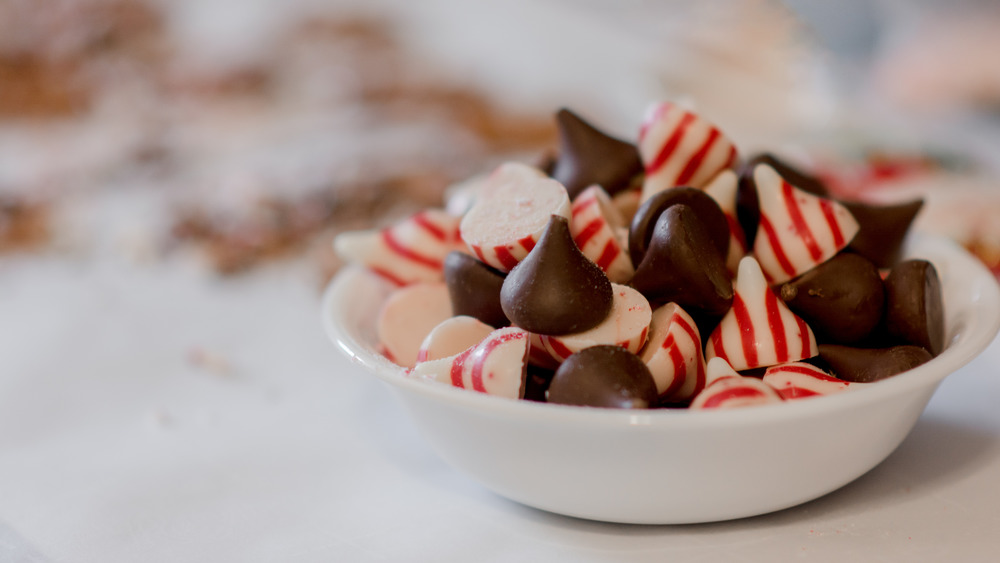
[459,162,572,272]
[690,358,784,409]
[639,302,706,403]
[706,257,818,371]
[762,362,858,400]
[702,170,748,276]
[334,209,465,286]
[638,101,738,203]
[410,327,530,399]
[416,315,495,364]
[376,282,453,368]
[529,284,651,367]
[570,185,634,283]
[752,164,860,284]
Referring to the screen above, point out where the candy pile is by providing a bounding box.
[334,102,944,410]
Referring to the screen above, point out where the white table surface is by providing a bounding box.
[2,232,999,563]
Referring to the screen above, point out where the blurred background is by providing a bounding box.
[3,0,1000,282]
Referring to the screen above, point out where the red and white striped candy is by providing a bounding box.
[529,284,651,367]
[335,209,465,286]
[416,315,495,364]
[638,101,738,202]
[459,162,571,272]
[639,302,706,403]
[410,327,530,399]
[377,282,453,368]
[702,170,748,276]
[690,357,784,409]
[762,362,859,400]
[570,185,634,283]
[752,164,860,284]
[706,256,818,371]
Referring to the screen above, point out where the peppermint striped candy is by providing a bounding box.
[752,164,860,284]
[706,257,818,371]
[690,357,784,409]
[528,284,651,367]
[702,170,748,276]
[410,327,530,399]
[376,282,453,368]
[459,162,571,272]
[762,362,858,400]
[570,185,634,283]
[416,315,495,364]
[638,101,738,202]
[639,302,706,403]
[334,209,465,286]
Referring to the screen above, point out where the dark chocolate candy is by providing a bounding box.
[628,187,729,268]
[842,199,923,268]
[547,345,658,408]
[883,259,945,356]
[736,154,829,248]
[522,364,555,402]
[630,204,733,317]
[819,344,933,383]
[444,251,510,328]
[780,252,885,344]
[500,215,613,335]
[550,108,642,199]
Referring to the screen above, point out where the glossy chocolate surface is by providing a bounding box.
[500,215,613,335]
[547,345,658,408]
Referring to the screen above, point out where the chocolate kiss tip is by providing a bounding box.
[630,204,733,316]
[780,252,885,345]
[500,214,612,335]
[628,186,729,268]
[844,199,924,268]
[551,108,642,199]
[819,344,933,383]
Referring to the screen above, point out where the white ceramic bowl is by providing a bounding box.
[322,235,1000,524]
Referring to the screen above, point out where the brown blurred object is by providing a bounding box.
[0,196,50,252]
[0,0,164,117]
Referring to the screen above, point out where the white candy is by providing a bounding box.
[459,162,571,272]
[640,303,706,403]
[570,185,634,283]
[334,209,465,286]
[638,101,738,203]
[752,164,860,284]
[410,327,530,399]
[702,170,748,276]
[762,362,858,400]
[529,284,651,367]
[416,315,495,364]
[706,257,817,371]
[376,282,453,368]
[690,358,784,409]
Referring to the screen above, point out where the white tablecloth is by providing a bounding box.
[2,243,999,563]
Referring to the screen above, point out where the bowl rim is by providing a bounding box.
[322,233,1000,429]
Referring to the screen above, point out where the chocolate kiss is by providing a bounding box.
[500,215,613,335]
[630,204,733,317]
[819,344,933,383]
[547,345,658,408]
[736,153,829,248]
[884,259,945,356]
[444,251,510,329]
[628,187,729,267]
[843,199,923,268]
[550,108,642,199]
[780,252,885,344]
